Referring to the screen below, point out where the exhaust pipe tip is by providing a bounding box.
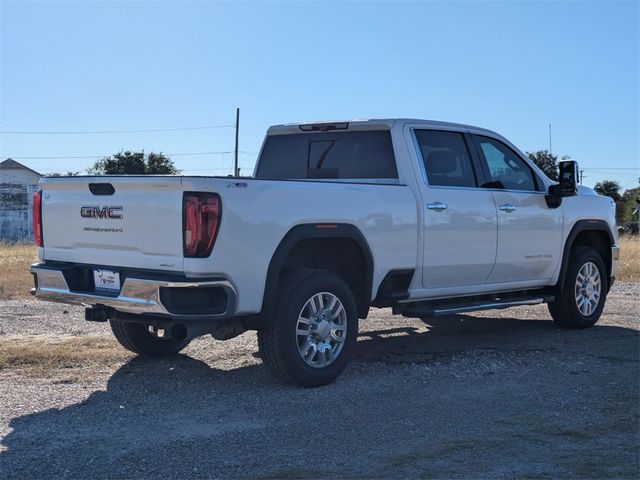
[170,323,188,342]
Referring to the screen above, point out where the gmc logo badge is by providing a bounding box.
[80,206,123,219]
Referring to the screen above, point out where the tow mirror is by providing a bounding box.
[545,160,578,208]
[558,160,578,197]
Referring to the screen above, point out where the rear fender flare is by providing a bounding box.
[260,223,374,321]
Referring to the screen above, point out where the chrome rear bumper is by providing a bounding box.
[30,264,236,319]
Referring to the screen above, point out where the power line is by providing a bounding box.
[584,172,639,176]
[180,166,254,172]
[0,124,235,135]
[580,167,639,171]
[7,150,258,160]
[38,166,256,174]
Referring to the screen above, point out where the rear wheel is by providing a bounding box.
[110,320,190,356]
[258,269,358,387]
[548,246,608,329]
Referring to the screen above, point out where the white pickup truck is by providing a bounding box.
[31,118,619,386]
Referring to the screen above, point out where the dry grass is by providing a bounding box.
[0,242,38,300]
[0,336,130,380]
[618,236,640,283]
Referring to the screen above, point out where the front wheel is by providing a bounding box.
[548,246,608,329]
[258,269,358,387]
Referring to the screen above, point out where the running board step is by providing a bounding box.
[401,295,555,318]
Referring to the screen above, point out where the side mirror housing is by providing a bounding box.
[545,160,578,208]
[558,160,578,197]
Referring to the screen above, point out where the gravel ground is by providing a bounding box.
[0,283,638,479]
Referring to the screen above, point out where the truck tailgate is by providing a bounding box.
[41,176,185,272]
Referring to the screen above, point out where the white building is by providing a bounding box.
[0,159,42,242]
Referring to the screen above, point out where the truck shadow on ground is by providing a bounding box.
[2,313,638,478]
[354,313,635,363]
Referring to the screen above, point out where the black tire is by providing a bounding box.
[258,269,359,387]
[109,319,190,356]
[548,246,608,329]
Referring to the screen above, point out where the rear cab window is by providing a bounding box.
[255,130,398,181]
[413,130,478,188]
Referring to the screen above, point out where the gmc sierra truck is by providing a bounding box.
[30,118,619,387]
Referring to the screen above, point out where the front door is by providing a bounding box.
[412,129,498,289]
[472,135,563,283]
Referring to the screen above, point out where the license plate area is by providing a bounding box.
[93,269,121,293]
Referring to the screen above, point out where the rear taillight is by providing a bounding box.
[32,190,43,247]
[183,192,221,257]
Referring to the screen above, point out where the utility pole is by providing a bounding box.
[579,169,585,185]
[234,107,240,177]
[548,123,552,154]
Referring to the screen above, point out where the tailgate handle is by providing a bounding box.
[89,183,115,195]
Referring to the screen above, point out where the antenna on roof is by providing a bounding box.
[234,108,240,177]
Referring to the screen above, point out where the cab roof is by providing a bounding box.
[267,118,500,137]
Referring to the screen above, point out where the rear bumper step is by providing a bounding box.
[30,263,236,320]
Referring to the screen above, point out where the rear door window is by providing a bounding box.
[414,130,478,188]
[255,130,398,180]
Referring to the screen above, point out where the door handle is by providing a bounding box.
[427,202,448,211]
[499,203,516,212]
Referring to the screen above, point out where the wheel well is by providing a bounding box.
[253,224,374,330]
[556,221,615,293]
[279,237,370,318]
[571,230,612,279]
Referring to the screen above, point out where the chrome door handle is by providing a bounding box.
[499,203,516,212]
[427,202,448,211]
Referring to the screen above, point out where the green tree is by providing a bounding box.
[88,151,180,175]
[594,180,621,202]
[594,180,625,225]
[618,185,640,228]
[526,150,558,181]
[146,152,179,174]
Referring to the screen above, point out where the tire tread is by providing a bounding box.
[109,319,189,356]
[259,269,325,385]
[548,245,607,329]
[258,268,357,387]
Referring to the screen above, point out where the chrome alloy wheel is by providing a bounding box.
[296,292,347,368]
[574,261,602,316]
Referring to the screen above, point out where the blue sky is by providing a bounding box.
[1,0,638,189]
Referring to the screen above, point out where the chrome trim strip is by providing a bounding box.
[30,264,236,319]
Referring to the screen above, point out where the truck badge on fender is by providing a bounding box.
[80,206,123,219]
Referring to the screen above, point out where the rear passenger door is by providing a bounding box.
[412,129,498,289]
[471,134,563,284]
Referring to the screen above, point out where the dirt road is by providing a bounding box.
[1,284,638,479]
